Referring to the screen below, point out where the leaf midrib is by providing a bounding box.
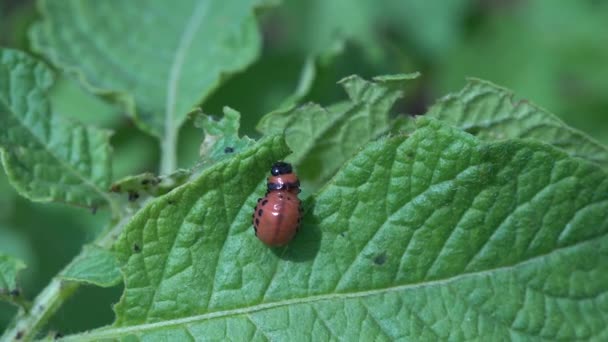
[63,233,606,341]
[164,0,209,137]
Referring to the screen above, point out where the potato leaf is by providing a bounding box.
[66,118,608,340]
[0,48,112,208]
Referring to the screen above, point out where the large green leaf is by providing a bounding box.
[426,79,608,168]
[30,0,271,141]
[65,118,608,340]
[257,73,419,191]
[0,49,112,208]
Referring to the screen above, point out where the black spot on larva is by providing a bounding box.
[224,146,234,153]
[279,194,283,199]
[297,217,301,223]
[133,244,141,253]
[262,199,268,206]
[258,209,263,216]
[373,252,387,266]
[287,196,291,200]
[255,218,260,226]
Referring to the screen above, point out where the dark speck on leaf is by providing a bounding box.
[15,331,23,340]
[167,199,176,205]
[90,206,98,215]
[10,288,20,297]
[464,126,481,136]
[224,147,234,153]
[373,252,387,265]
[133,244,141,253]
[128,191,139,201]
[141,179,150,185]
[54,331,64,340]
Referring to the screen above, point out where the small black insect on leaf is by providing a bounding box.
[133,244,141,253]
[224,146,235,153]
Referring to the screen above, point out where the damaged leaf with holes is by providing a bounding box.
[66,118,608,340]
[257,73,420,191]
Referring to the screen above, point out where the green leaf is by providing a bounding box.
[30,0,272,141]
[436,0,608,144]
[60,245,121,288]
[66,118,608,340]
[427,78,608,168]
[0,48,113,208]
[111,135,289,326]
[192,107,254,164]
[0,254,26,304]
[49,76,121,127]
[258,73,419,190]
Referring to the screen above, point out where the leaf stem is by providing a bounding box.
[160,128,178,175]
[0,206,131,342]
[1,279,78,342]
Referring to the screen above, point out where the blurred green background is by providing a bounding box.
[1,0,607,335]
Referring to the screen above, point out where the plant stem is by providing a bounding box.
[0,208,131,342]
[1,279,78,341]
[160,127,178,175]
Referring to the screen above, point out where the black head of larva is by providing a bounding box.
[271,161,292,176]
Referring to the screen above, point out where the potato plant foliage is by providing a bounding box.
[1,1,607,341]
